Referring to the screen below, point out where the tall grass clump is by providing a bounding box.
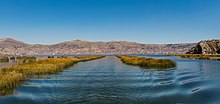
[117,55,176,69]
[0,71,26,96]
[0,56,104,96]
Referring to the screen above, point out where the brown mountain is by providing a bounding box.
[186,39,220,54]
[0,38,196,55]
[0,38,28,48]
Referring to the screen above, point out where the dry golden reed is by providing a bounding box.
[117,55,176,69]
[170,54,220,60]
[0,56,104,96]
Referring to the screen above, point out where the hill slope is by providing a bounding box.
[0,38,196,55]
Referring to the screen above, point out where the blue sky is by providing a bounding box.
[0,0,219,44]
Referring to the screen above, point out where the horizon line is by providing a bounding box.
[0,37,212,45]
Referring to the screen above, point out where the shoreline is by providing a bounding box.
[169,54,220,60]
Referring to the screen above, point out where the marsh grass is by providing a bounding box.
[0,56,104,96]
[170,54,220,60]
[117,55,176,69]
[0,71,26,96]
[0,57,9,62]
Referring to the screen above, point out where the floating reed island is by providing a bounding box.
[170,54,220,60]
[0,56,37,63]
[0,57,9,62]
[16,56,37,63]
[0,56,104,96]
[117,55,176,69]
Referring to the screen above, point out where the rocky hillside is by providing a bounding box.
[186,40,220,54]
[0,38,196,55]
[0,38,28,48]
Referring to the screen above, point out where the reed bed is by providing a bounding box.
[2,56,105,75]
[0,57,9,62]
[16,56,37,64]
[170,54,220,60]
[0,71,26,95]
[0,56,104,96]
[117,55,176,69]
[16,56,37,60]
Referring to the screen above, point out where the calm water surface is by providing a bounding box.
[1,55,220,104]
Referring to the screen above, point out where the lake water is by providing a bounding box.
[1,55,220,104]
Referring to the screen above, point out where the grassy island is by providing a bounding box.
[117,55,176,69]
[0,56,104,96]
[170,54,220,60]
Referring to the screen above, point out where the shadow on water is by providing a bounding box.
[1,55,220,104]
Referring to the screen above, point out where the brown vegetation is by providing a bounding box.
[170,54,220,60]
[117,55,176,69]
[0,56,104,96]
[0,57,9,62]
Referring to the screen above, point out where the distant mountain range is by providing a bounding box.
[0,38,196,55]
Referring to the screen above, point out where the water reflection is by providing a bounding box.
[0,56,220,104]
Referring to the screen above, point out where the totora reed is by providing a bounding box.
[117,55,176,69]
[0,56,105,96]
[170,54,220,60]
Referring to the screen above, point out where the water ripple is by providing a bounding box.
[1,56,220,104]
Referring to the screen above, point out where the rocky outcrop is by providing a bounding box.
[186,40,220,54]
